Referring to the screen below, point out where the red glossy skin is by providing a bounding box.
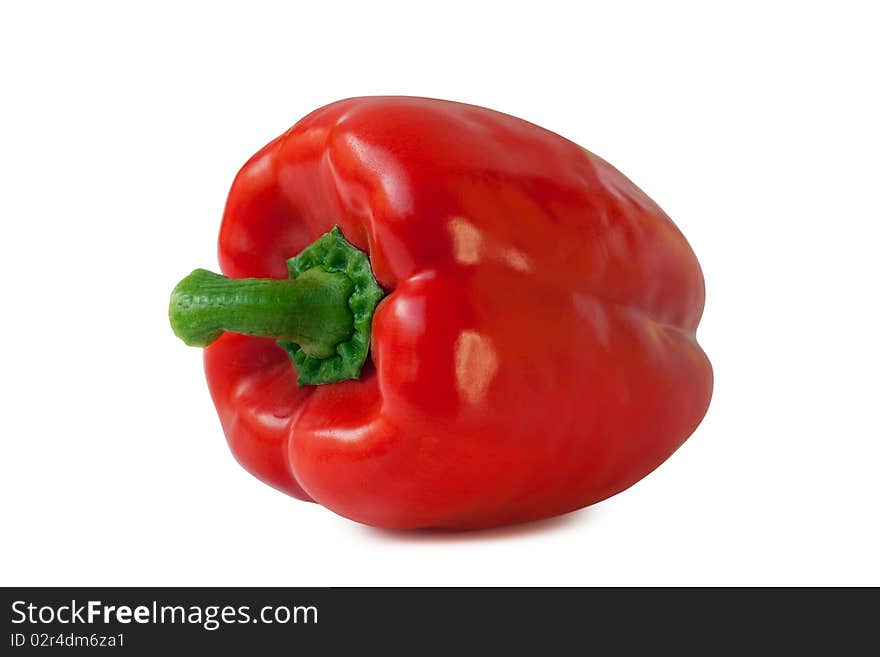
[204,97,713,530]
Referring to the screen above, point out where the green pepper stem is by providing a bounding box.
[169,267,354,358]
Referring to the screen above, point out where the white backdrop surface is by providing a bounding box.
[1,1,877,585]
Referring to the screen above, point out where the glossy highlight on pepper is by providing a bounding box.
[169,96,713,530]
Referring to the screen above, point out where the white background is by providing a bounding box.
[2,1,877,586]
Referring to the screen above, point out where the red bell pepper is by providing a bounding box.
[169,97,713,530]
